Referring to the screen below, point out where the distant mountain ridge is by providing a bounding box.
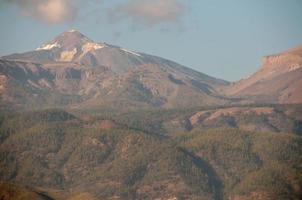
[1,30,302,109]
[0,30,229,109]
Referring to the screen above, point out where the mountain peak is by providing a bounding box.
[60,29,88,38]
[36,30,95,51]
[67,29,79,33]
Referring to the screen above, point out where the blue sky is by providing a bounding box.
[0,0,302,81]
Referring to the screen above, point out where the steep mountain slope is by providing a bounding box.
[223,45,302,103]
[1,30,229,109]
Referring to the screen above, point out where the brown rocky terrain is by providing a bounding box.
[223,45,302,104]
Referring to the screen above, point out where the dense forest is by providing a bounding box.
[0,104,301,199]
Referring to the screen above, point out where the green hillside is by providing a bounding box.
[0,106,301,199]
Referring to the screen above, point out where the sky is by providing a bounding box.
[0,0,302,81]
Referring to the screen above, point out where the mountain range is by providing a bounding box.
[0,30,230,110]
[1,30,301,110]
[0,30,302,200]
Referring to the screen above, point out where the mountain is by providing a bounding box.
[1,30,302,200]
[1,30,229,109]
[223,45,302,104]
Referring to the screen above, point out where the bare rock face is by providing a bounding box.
[223,45,302,104]
[0,30,229,109]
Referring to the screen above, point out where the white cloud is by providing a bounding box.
[109,0,186,26]
[4,0,76,24]
[3,0,187,27]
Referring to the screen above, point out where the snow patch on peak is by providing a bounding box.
[60,48,77,62]
[68,29,77,33]
[121,48,142,57]
[36,42,61,51]
[81,43,106,54]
